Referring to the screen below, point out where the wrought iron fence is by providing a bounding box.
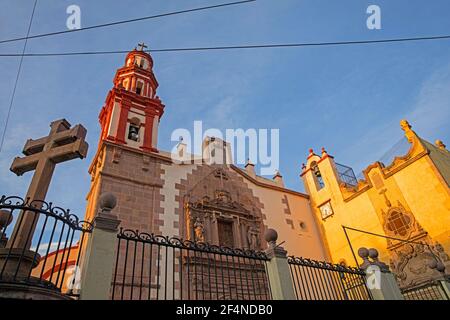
[401,280,450,300]
[288,256,372,300]
[0,195,92,296]
[335,163,358,187]
[112,228,272,300]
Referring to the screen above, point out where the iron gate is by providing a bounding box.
[401,280,450,300]
[288,256,372,300]
[112,228,272,300]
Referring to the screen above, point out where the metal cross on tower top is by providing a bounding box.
[137,42,148,51]
[9,119,89,249]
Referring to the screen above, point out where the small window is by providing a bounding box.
[136,81,144,95]
[386,211,411,237]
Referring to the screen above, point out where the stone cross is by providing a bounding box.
[8,119,89,249]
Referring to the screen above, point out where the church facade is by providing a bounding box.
[83,47,328,260]
[301,121,450,289]
[35,46,449,294]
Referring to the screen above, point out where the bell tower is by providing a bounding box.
[84,44,167,230]
[98,43,164,152]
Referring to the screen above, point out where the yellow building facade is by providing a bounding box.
[301,120,450,289]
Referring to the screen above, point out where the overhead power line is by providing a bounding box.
[0,0,256,45]
[0,34,449,57]
[0,0,38,154]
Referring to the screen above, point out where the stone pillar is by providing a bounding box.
[264,229,296,300]
[358,247,404,300]
[80,193,121,300]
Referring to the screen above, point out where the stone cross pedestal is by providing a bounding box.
[7,119,88,250]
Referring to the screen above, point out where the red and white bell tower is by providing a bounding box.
[98,43,164,153]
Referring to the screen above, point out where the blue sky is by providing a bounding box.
[0,0,449,218]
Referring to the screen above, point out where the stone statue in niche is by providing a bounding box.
[247,226,260,250]
[194,218,205,242]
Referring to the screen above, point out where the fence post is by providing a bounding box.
[264,229,296,300]
[358,247,404,300]
[79,193,121,300]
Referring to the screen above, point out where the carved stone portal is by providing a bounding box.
[183,166,264,250]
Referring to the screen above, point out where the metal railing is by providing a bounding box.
[288,256,372,300]
[112,228,271,300]
[0,195,92,296]
[335,163,358,187]
[401,280,449,300]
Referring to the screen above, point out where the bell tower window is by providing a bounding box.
[135,56,148,69]
[123,79,129,90]
[311,161,325,190]
[128,118,140,142]
[136,81,144,95]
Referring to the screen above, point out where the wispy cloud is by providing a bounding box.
[407,63,450,136]
[339,62,450,174]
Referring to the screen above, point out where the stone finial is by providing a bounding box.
[400,119,411,131]
[99,193,117,213]
[301,163,306,171]
[435,140,447,150]
[358,247,369,259]
[273,170,284,187]
[308,148,314,158]
[359,247,390,272]
[0,210,13,229]
[264,228,278,247]
[358,247,371,269]
[321,147,327,157]
[368,248,389,272]
[245,158,256,176]
[400,119,416,143]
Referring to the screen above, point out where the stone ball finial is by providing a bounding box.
[99,193,117,212]
[358,247,369,259]
[0,210,13,229]
[264,228,278,244]
[435,140,446,150]
[368,248,379,260]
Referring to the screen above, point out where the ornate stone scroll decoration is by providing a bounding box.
[376,200,450,289]
[182,166,264,250]
[389,241,450,289]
